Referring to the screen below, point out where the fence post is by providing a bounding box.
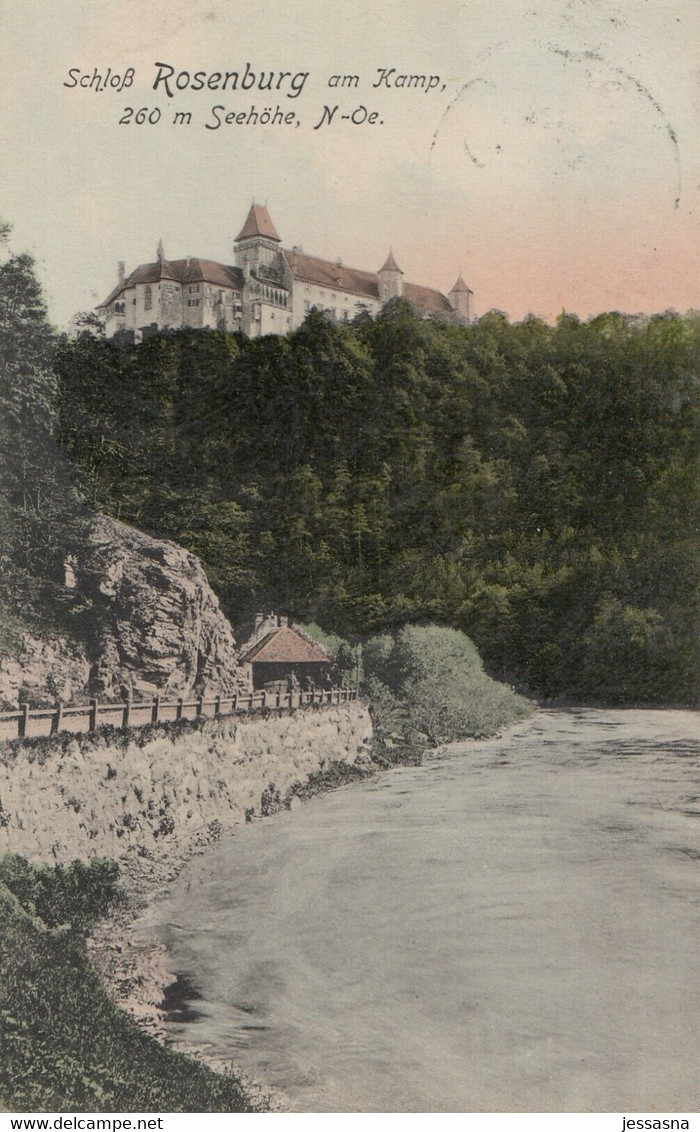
[232,692,238,713]
[152,695,161,724]
[53,700,63,734]
[176,697,183,721]
[197,696,204,718]
[123,696,131,728]
[215,694,221,717]
[18,702,30,739]
[261,690,267,711]
[89,698,98,731]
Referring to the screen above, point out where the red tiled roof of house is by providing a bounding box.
[240,625,332,664]
[98,259,245,308]
[235,203,281,243]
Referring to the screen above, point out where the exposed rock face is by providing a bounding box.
[75,516,245,699]
[0,515,246,706]
[0,635,91,710]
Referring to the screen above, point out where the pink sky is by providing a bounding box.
[1,0,698,326]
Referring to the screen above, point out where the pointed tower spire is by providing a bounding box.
[378,248,404,301]
[235,202,281,243]
[379,249,403,274]
[157,239,165,264]
[450,272,471,293]
[449,272,473,321]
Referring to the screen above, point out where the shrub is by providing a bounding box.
[305,619,532,748]
[364,624,531,744]
[0,853,120,932]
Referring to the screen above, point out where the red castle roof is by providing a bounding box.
[235,202,281,243]
[282,248,452,313]
[99,258,244,308]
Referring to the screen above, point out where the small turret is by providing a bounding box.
[118,261,125,286]
[448,273,473,322]
[378,250,404,302]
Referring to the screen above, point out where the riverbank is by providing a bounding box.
[0,655,533,1110]
[85,752,378,1029]
[85,753,386,1110]
[0,701,374,1110]
[85,713,539,1108]
[135,707,700,1112]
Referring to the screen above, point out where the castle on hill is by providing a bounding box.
[97,203,473,340]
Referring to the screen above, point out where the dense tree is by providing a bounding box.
[54,303,700,704]
[0,228,90,641]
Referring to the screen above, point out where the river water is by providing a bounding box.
[135,708,700,1112]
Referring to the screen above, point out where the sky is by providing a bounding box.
[1,0,698,327]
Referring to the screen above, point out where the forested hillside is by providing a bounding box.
[0,227,91,651]
[54,303,700,703]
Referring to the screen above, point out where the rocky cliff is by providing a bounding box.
[0,515,246,707]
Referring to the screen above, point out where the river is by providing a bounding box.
[134,708,700,1112]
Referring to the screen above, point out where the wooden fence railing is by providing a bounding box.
[0,687,358,743]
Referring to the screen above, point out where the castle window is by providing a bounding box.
[187,299,200,307]
[188,284,200,294]
[144,285,152,310]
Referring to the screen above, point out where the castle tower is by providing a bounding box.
[377,250,404,302]
[234,202,282,278]
[448,274,473,322]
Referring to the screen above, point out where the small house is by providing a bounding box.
[238,615,332,691]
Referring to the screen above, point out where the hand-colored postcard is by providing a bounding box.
[0,0,698,1118]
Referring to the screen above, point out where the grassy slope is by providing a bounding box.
[0,882,260,1113]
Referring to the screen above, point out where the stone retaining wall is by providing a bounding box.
[0,702,373,866]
